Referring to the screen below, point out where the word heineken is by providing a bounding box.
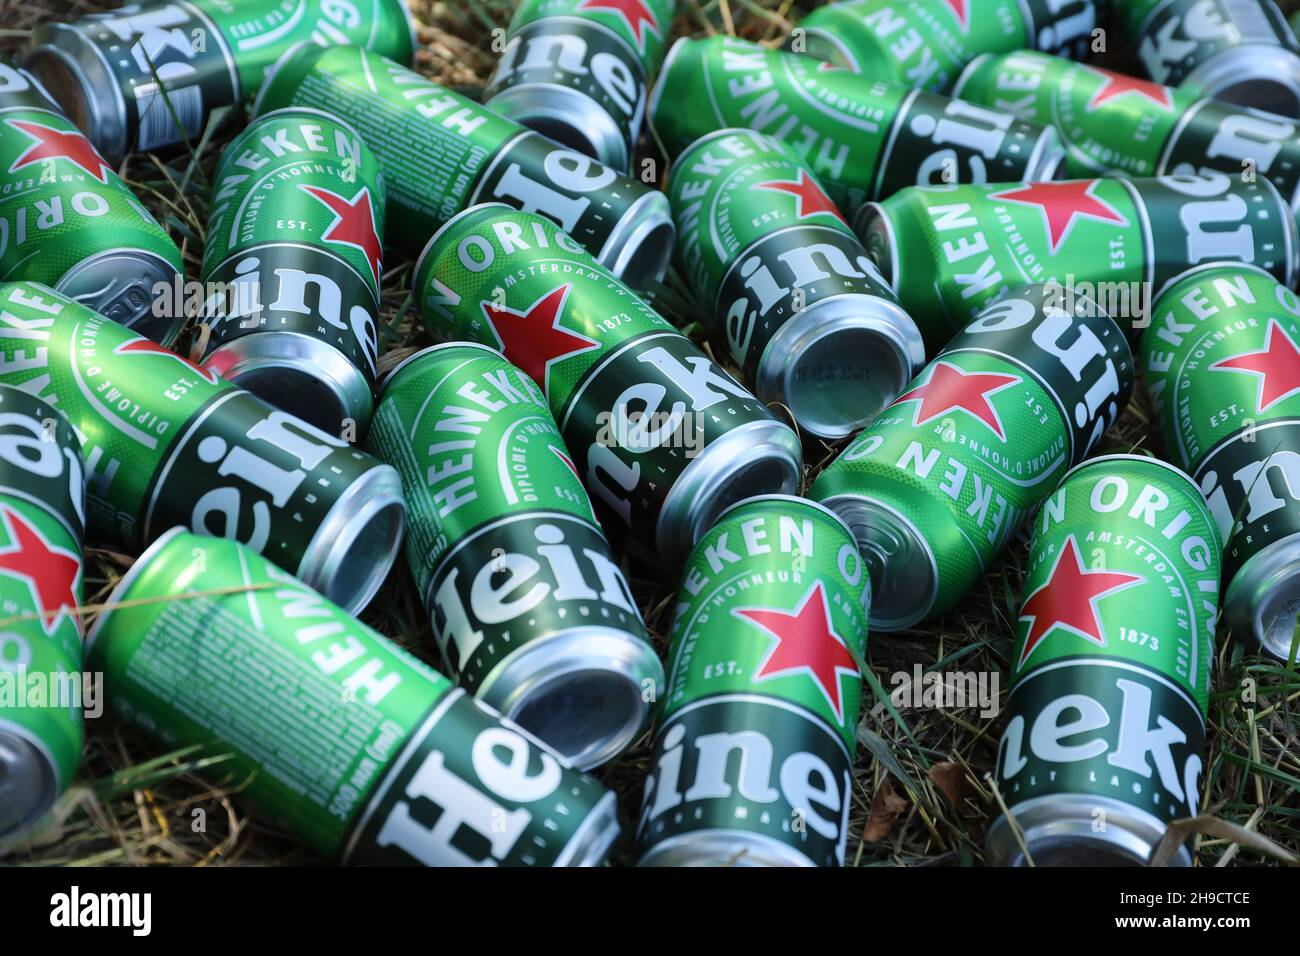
[485,0,677,171]
[367,342,662,770]
[1142,263,1300,659]
[0,281,404,613]
[988,455,1219,866]
[637,496,868,867]
[87,529,620,867]
[200,107,386,435]
[413,204,802,563]
[254,44,674,286]
[812,284,1133,630]
[24,0,415,159]
[790,0,1096,92]
[0,56,183,345]
[857,170,1297,352]
[668,128,923,438]
[649,35,1063,217]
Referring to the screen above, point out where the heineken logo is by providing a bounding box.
[890,360,1020,441]
[1084,66,1173,111]
[1210,319,1300,413]
[6,118,111,184]
[579,0,660,50]
[755,171,845,223]
[992,180,1128,253]
[480,285,600,398]
[300,184,383,288]
[114,338,219,385]
[0,505,80,636]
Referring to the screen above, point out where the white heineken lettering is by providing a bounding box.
[635,345,751,410]
[1203,109,1296,175]
[927,203,1005,300]
[1159,170,1256,263]
[490,149,617,233]
[915,100,1016,185]
[987,51,1046,117]
[497,31,642,120]
[1035,0,1095,52]
[1109,677,1189,802]
[1139,12,1202,83]
[0,193,112,260]
[860,6,939,87]
[897,440,1017,544]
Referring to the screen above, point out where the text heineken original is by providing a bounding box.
[200,107,386,435]
[414,204,802,563]
[857,170,1298,352]
[254,43,675,286]
[1142,263,1300,659]
[637,496,868,867]
[368,343,663,770]
[485,0,678,172]
[789,0,1097,92]
[0,282,404,613]
[0,387,84,848]
[0,56,183,345]
[23,0,416,160]
[668,128,924,438]
[649,36,1065,218]
[812,284,1133,631]
[88,529,621,867]
[987,455,1220,866]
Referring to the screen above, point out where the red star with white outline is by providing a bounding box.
[7,118,111,183]
[734,581,860,725]
[1085,65,1174,111]
[1017,536,1143,667]
[1210,319,1300,413]
[942,0,969,30]
[300,184,383,287]
[992,180,1128,253]
[890,361,1020,440]
[481,285,599,398]
[0,506,80,635]
[579,0,659,50]
[755,169,845,223]
[114,338,219,384]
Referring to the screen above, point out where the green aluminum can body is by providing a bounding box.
[23,0,416,160]
[254,43,675,287]
[1142,263,1300,659]
[85,528,621,866]
[413,204,802,564]
[0,57,184,346]
[485,0,678,171]
[987,454,1220,866]
[0,386,84,847]
[790,0,1097,92]
[367,342,663,770]
[812,283,1134,631]
[857,171,1298,353]
[668,128,924,439]
[0,281,404,613]
[201,107,386,435]
[636,495,869,867]
[648,36,1064,219]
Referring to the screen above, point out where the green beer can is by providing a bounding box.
[367,342,663,770]
[987,454,1220,866]
[200,107,386,435]
[668,128,924,438]
[0,281,404,613]
[649,35,1065,218]
[0,56,184,346]
[0,386,84,848]
[87,528,621,866]
[1142,263,1300,659]
[254,43,675,287]
[23,0,416,161]
[485,0,678,171]
[413,204,802,564]
[789,0,1097,92]
[812,283,1133,631]
[636,495,869,867]
[857,170,1298,352]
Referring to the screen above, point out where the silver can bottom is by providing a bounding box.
[57,249,184,346]
[1187,44,1300,119]
[638,830,818,867]
[1224,530,1300,660]
[0,726,58,848]
[23,25,128,161]
[556,790,622,866]
[486,82,629,173]
[600,189,676,288]
[985,794,1190,867]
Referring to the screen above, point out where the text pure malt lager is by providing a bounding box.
[1142,263,1300,659]
[23,0,416,160]
[200,107,386,435]
[953,49,1300,207]
[0,56,184,346]
[789,0,1097,93]
[649,36,1064,218]
[857,170,1298,353]
[812,284,1133,631]
[636,495,869,867]
[413,204,802,564]
[668,128,924,438]
[0,386,84,847]
[367,342,663,770]
[1122,0,1300,118]
[253,43,675,287]
[87,529,621,867]
[987,454,1220,866]
[485,0,678,172]
[0,281,404,613]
